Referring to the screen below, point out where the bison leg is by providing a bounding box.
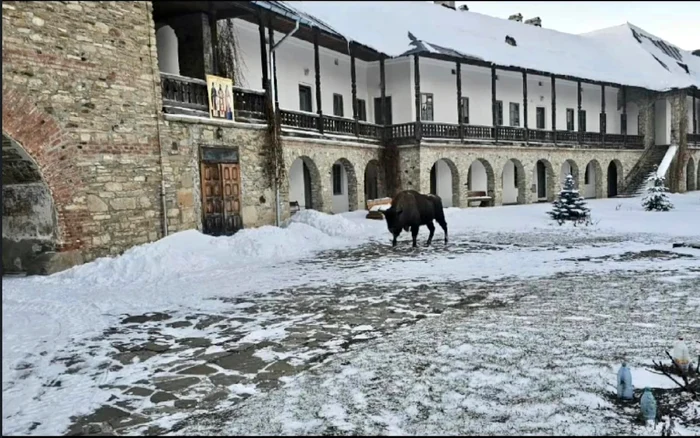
[410,225,420,248]
[425,221,435,246]
[392,230,400,247]
[436,217,448,244]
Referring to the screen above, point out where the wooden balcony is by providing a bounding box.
[160,74,645,149]
[689,133,700,145]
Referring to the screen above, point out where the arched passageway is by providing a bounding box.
[364,160,386,203]
[288,156,323,211]
[2,133,59,275]
[501,158,527,205]
[533,159,555,202]
[583,160,603,199]
[466,159,495,207]
[331,158,358,213]
[607,160,622,198]
[155,25,180,75]
[429,158,459,207]
[560,159,580,188]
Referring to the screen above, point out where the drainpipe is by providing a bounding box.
[269,19,300,226]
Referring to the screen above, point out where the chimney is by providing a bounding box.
[434,1,456,10]
[508,13,523,22]
[524,17,542,27]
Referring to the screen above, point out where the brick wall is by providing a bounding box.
[2,1,166,264]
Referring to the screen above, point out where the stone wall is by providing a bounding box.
[2,1,166,268]
[667,90,689,192]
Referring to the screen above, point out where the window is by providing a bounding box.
[420,93,434,121]
[460,97,470,124]
[356,99,367,121]
[536,107,546,129]
[495,100,504,126]
[299,85,313,112]
[584,166,590,184]
[333,94,344,117]
[579,110,587,132]
[332,164,343,195]
[566,108,575,131]
[509,102,520,127]
[621,114,627,133]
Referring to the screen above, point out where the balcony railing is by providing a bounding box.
[160,74,646,149]
[689,133,700,145]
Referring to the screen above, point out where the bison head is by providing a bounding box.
[381,206,403,235]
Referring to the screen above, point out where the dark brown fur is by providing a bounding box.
[381,190,448,247]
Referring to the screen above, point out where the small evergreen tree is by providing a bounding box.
[642,166,674,212]
[548,174,591,225]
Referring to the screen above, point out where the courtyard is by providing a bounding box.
[2,194,699,436]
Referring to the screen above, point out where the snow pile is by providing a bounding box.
[284,209,369,238]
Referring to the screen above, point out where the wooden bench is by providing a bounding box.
[366,197,392,220]
[466,190,492,207]
[289,201,301,215]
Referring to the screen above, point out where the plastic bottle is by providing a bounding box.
[616,362,634,400]
[640,387,657,423]
[672,337,690,373]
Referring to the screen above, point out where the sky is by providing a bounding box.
[459,1,700,52]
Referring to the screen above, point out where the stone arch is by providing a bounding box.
[607,159,623,198]
[289,156,323,211]
[686,157,696,191]
[533,159,556,202]
[429,158,460,208]
[155,24,180,75]
[466,158,496,207]
[501,158,527,205]
[363,159,386,204]
[583,159,603,199]
[2,133,61,275]
[560,159,580,189]
[330,158,358,213]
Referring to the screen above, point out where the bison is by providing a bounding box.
[381,190,448,247]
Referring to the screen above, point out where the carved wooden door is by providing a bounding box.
[200,162,242,236]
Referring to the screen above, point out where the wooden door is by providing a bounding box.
[537,161,547,200]
[200,162,242,236]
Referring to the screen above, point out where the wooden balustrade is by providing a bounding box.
[160,73,209,113]
[279,109,319,131]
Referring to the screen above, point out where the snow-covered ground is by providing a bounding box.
[2,193,699,435]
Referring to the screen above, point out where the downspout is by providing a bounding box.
[144,3,169,238]
[269,19,300,226]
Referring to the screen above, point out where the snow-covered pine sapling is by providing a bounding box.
[547,174,591,226]
[641,166,674,212]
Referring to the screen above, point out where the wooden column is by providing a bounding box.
[379,57,387,141]
[693,91,697,135]
[313,28,323,134]
[577,80,582,145]
[491,66,497,141]
[268,15,279,112]
[350,46,359,137]
[551,75,556,145]
[522,71,528,143]
[622,86,628,146]
[257,13,269,93]
[414,54,422,142]
[601,84,606,146]
[208,8,219,76]
[456,61,463,142]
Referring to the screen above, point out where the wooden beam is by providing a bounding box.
[693,92,697,135]
[350,45,359,137]
[551,75,556,145]
[208,5,219,76]
[380,57,387,139]
[456,61,463,142]
[523,71,528,143]
[577,80,582,145]
[268,14,279,112]
[257,12,269,92]
[414,54,422,142]
[491,66,498,141]
[622,86,627,146]
[313,28,323,134]
[601,84,606,146]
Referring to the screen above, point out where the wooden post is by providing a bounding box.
[268,15,279,113]
[414,54,422,142]
[522,71,528,143]
[551,75,556,145]
[257,13,269,93]
[491,66,497,141]
[693,90,697,135]
[350,46,359,137]
[313,28,323,134]
[208,8,219,76]
[601,84,606,146]
[380,57,387,141]
[622,86,628,147]
[456,61,463,142]
[577,80,582,145]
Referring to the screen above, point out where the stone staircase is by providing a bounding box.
[620,145,671,197]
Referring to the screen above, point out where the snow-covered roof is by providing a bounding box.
[276,1,699,92]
